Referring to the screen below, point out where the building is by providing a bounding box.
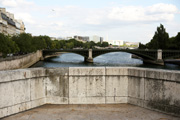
[108,40,124,46]
[124,42,139,48]
[0,8,25,36]
[74,36,89,42]
[90,35,103,43]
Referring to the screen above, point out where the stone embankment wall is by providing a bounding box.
[0,67,180,118]
[0,51,42,71]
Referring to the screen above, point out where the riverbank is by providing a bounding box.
[0,50,42,71]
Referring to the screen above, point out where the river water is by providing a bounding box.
[31,52,180,70]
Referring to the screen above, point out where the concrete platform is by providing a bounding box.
[2,104,180,120]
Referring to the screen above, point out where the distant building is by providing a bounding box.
[74,35,89,42]
[108,40,124,46]
[90,35,103,43]
[0,8,25,36]
[125,42,139,47]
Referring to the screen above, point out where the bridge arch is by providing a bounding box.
[42,49,168,65]
[92,49,157,60]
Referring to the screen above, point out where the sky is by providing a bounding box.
[0,0,180,43]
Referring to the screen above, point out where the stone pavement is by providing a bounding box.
[2,104,180,120]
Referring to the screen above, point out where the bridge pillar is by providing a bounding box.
[157,49,162,60]
[84,49,93,63]
[143,49,164,65]
[156,49,164,65]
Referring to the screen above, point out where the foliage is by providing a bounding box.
[12,33,34,53]
[139,24,179,50]
[146,24,169,49]
[0,33,19,57]
[0,33,110,57]
[138,43,146,49]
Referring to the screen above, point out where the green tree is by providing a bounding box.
[146,24,169,49]
[0,33,19,57]
[101,42,109,47]
[32,36,47,50]
[66,42,74,49]
[12,33,34,53]
[174,32,180,49]
[138,43,146,49]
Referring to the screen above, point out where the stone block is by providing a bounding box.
[31,98,46,108]
[128,97,144,107]
[106,67,128,75]
[30,78,46,101]
[0,82,14,108]
[28,68,46,78]
[0,108,4,118]
[175,72,180,82]
[69,97,105,104]
[1,108,8,118]
[46,76,60,97]
[46,68,69,76]
[87,76,105,97]
[162,81,177,106]
[174,82,180,107]
[106,76,128,97]
[46,97,68,104]
[13,80,30,105]
[106,97,128,103]
[69,67,105,76]
[69,76,87,97]
[59,76,69,97]
[128,68,145,77]
[46,75,69,98]
[128,77,144,99]
[145,78,163,101]
[0,69,30,83]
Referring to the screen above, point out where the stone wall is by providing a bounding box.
[0,50,42,71]
[0,67,180,118]
[128,68,180,116]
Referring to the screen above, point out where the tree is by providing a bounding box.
[32,36,47,50]
[66,42,74,49]
[138,43,146,49]
[0,33,19,57]
[174,32,180,49]
[12,33,34,53]
[146,24,169,49]
[101,42,109,47]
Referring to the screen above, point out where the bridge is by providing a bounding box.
[42,49,180,65]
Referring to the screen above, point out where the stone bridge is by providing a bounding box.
[43,49,180,65]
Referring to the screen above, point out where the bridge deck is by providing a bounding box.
[2,104,179,120]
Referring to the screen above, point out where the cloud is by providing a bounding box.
[0,1,179,41]
[107,3,178,23]
[147,3,178,14]
[15,13,35,24]
[0,0,34,8]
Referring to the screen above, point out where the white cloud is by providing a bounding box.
[108,6,145,21]
[108,3,178,22]
[0,0,34,8]
[147,3,178,14]
[0,0,17,7]
[0,1,179,42]
[15,13,35,24]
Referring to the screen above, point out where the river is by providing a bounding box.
[31,52,180,70]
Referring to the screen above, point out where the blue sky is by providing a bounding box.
[0,0,180,43]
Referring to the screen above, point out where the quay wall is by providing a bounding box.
[0,51,42,71]
[0,67,180,118]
